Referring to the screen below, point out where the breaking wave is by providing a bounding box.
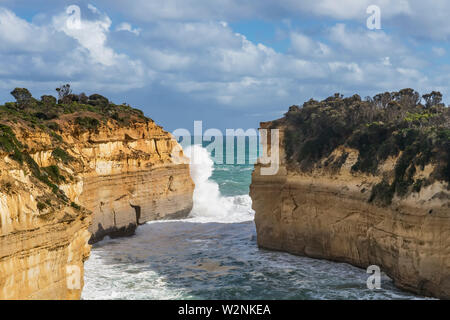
[184,145,254,223]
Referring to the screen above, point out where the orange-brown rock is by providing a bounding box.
[250,124,450,299]
[0,114,194,299]
[61,119,195,243]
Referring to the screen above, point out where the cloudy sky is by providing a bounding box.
[0,0,449,131]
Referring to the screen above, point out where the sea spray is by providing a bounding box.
[82,144,423,300]
[184,145,254,223]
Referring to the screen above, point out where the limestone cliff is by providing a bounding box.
[251,90,450,299]
[64,118,195,243]
[0,90,194,299]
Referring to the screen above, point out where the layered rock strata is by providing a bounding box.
[251,123,450,299]
[0,114,194,299]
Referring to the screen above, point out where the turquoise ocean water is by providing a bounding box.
[82,145,425,300]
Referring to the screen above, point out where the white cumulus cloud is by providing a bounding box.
[52,5,119,66]
[116,22,141,35]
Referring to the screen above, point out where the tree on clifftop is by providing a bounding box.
[10,88,33,109]
[422,91,443,108]
[56,84,72,104]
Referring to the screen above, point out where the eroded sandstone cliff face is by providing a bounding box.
[60,118,195,243]
[251,123,450,299]
[0,109,194,299]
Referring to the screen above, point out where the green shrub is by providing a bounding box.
[70,202,81,210]
[42,165,66,184]
[10,149,24,164]
[23,154,65,199]
[10,88,32,107]
[50,131,63,142]
[47,122,60,131]
[75,116,100,130]
[2,87,151,208]
[111,112,121,122]
[34,112,58,120]
[0,124,22,151]
[284,128,299,160]
[369,180,394,206]
[0,133,17,153]
[51,147,73,163]
[0,124,24,163]
[41,95,57,105]
[37,202,46,211]
[412,179,424,193]
[88,94,109,108]
[281,88,450,202]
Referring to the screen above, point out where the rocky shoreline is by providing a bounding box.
[251,121,450,299]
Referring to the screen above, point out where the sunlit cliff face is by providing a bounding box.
[0,106,194,299]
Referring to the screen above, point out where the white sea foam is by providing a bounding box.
[183,145,254,223]
[82,249,188,300]
[82,145,426,300]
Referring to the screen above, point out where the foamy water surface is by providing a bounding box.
[82,146,426,300]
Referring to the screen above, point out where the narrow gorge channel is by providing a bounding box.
[82,146,426,300]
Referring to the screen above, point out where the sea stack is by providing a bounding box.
[250,90,450,299]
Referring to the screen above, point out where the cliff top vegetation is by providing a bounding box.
[0,85,150,210]
[277,88,450,205]
[1,84,148,133]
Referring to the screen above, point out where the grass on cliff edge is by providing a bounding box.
[0,86,151,210]
[0,85,148,135]
[279,89,450,206]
